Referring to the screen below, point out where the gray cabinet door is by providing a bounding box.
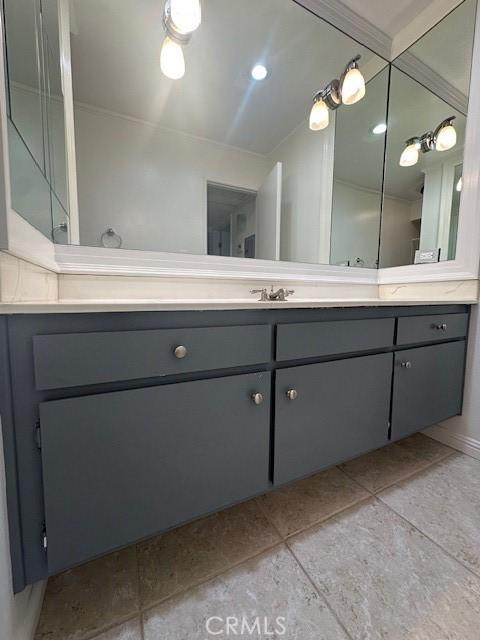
[391,341,466,441]
[39,372,270,574]
[274,353,392,485]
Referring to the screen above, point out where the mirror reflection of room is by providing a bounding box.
[379,0,476,268]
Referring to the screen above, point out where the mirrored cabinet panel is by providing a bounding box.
[2,0,478,271]
[379,0,477,268]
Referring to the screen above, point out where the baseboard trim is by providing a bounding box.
[423,424,480,461]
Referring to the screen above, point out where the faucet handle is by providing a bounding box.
[285,289,295,297]
[250,288,268,301]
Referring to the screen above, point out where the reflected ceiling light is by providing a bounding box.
[251,64,268,81]
[434,117,457,151]
[340,55,366,105]
[169,0,201,34]
[399,137,421,167]
[309,56,365,132]
[456,176,463,192]
[160,36,185,79]
[160,0,201,80]
[372,123,387,135]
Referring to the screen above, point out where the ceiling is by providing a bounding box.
[67,0,385,155]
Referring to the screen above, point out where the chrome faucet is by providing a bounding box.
[250,287,295,301]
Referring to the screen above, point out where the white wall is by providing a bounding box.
[0,426,45,640]
[74,106,272,254]
[270,120,333,265]
[330,181,381,268]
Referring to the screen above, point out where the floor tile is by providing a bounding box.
[339,433,454,492]
[257,466,369,537]
[380,453,480,576]
[143,545,349,640]
[35,548,139,640]
[290,498,480,640]
[137,500,280,608]
[91,618,142,640]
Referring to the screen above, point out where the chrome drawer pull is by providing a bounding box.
[400,361,412,369]
[174,345,188,359]
[251,392,264,405]
[286,389,298,401]
[435,323,447,331]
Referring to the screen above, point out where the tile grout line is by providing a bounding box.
[285,544,356,640]
[373,494,480,583]
[337,448,456,496]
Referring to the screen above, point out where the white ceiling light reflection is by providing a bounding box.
[372,123,387,135]
[251,64,268,81]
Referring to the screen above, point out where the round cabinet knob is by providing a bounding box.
[286,389,298,401]
[251,392,264,405]
[400,361,412,369]
[174,345,188,359]
[436,323,447,331]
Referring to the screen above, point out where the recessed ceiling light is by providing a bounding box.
[251,64,268,81]
[372,123,387,135]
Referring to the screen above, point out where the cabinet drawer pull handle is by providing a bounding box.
[400,361,412,369]
[251,392,264,405]
[286,389,298,401]
[174,345,188,359]
[435,323,447,331]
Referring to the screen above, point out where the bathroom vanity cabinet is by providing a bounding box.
[0,305,469,591]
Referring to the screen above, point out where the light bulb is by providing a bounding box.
[170,0,201,34]
[341,67,365,105]
[435,124,457,151]
[456,176,463,192]
[399,141,420,167]
[309,99,329,131]
[160,36,185,79]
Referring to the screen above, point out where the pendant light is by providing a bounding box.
[340,56,366,106]
[399,138,421,167]
[434,117,457,151]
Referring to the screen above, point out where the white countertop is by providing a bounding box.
[0,297,474,314]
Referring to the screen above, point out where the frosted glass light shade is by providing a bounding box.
[399,142,420,167]
[160,36,185,79]
[170,0,201,34]
[309,99,329,131]
[341,67,366,105]
[435,124,457,151]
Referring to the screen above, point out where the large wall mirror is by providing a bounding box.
[2,0,478,271]
[379,0,477,267]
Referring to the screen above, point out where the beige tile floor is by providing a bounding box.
[35,433,480,640]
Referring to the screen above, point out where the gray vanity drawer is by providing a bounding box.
[33,325,271,390]
[396,313,468,346]
[276,318,394,361]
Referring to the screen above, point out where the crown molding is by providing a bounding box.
[394,51,468,115]
[293,0,392,61]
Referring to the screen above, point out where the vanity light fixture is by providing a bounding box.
[160,0,201,80]
[399,116,457,167]
[434,117,457,151]
[399,137,421,167]
[251,64,268,81]
[340,55,365,105]
[309,57,365,131]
